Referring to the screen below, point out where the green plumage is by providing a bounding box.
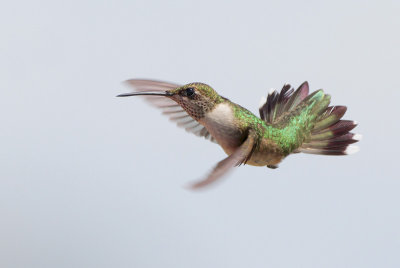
[265,90,331,155]
[230,89,332,155]
[258,82,358,156]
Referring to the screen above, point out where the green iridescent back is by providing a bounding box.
[230,88,331,156]
[264,89,331,155]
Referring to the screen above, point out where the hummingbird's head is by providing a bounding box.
[117,80,225,120]
[167,83,224,120]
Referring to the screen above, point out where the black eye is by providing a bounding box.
[186,87,195,97]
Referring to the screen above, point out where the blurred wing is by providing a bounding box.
[189,129,257,189]
[125,79,216,142]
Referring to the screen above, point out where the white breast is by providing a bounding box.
[201,103,242,149]
[205,103,235,127]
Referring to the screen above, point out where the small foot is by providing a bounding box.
[267,164,278,169]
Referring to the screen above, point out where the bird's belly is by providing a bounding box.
[246,138,284,167]
[204,124,284,167]
[246,151,283,166]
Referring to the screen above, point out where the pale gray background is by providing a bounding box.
[1,0,399,267]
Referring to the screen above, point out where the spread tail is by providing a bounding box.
[299,106,361,155]
[259,81,361,156]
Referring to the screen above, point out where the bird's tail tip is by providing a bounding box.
[344,144,360,155]
[299,106,361,156]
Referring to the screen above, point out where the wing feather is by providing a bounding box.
[259,82,309,124]
[124,79,216,143]
[189,129,257,189]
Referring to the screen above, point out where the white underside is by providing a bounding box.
[201,103,241,149]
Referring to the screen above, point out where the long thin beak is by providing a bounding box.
[116,91,173,97]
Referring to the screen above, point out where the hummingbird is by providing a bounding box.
[118,79,360,189]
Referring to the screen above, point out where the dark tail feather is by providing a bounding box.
[259,82,309,124]
[300,105,361,155]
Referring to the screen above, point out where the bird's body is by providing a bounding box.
[118,80,360,188]
[200,101,283,167]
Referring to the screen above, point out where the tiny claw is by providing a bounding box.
[267,164,278,169]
